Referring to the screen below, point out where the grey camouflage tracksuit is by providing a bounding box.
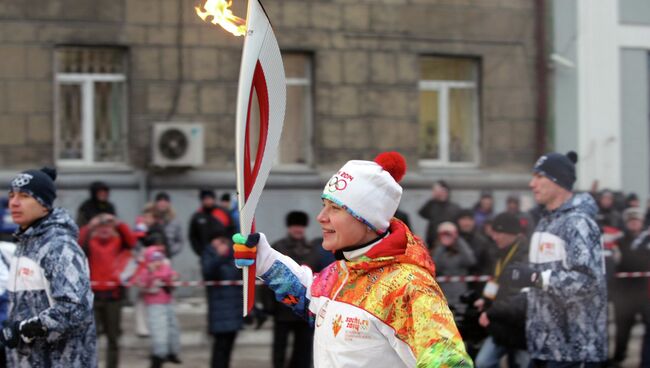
[527,193,607,362]
[7,207,97,367]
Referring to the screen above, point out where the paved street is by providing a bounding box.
[101,298,644,367]
[99,298,275,368]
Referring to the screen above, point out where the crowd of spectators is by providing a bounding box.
[2,172,650,367]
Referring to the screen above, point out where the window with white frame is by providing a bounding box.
[281,52,313,167]
[419,56,479,165]
[55,47,128,165]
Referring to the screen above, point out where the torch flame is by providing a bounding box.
[195,0,247,37]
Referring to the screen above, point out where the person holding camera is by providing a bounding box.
[79,212,137,368]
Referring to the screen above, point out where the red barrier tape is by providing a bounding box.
[91,271,650,288]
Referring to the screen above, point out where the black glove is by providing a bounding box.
[505,263,542,288]
[19,317,47,341]
[0,322,21,348]
[0,317,46,348]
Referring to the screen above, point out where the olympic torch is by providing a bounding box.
[196,0,286,316]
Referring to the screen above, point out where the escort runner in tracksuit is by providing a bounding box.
[506,152,607,367]
[234,152,471,367]
[1,167,97,367]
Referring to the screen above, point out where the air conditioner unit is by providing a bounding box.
[152,122,204,167]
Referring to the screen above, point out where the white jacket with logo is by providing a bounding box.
[255,220,472,367]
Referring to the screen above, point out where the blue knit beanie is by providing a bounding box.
[533,151,578,191]
[9,167,57,209]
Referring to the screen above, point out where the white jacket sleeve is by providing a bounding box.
[255,233,315,321]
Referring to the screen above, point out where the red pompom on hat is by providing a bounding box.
[374,151,407,183]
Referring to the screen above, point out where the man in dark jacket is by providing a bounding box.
[474,212,529,368]
[418,180,461,248]
[264,211,320,368]
[2,167,96,367]
[596,189,624,230]
[76,181,116,227]
[188,189,234,257]
[611,207,650,365]
[455,209,495,294]
[202,236,243,368]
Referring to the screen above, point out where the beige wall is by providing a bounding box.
[0,0,538,172]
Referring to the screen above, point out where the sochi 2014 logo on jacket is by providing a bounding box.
[11,173,33,188]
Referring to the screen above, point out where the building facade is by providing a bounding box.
[552,0,650,201]
[0,0,540,281]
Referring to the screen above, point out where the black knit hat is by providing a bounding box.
[199,189,216,200]
[286,211,309,227]
[155,192,170,202]
[491,212,521,235]
[533,151,578,191]
[455,209,474,222]
[9,167,57,209]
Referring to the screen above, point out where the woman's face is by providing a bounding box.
[317,199,376,252]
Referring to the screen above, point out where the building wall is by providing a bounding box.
[550,0,579,154]
[620,50,649,200]
[552,0,650,197]
[0,0,540,289]
[620,0,650,25]
[0,0,539,171]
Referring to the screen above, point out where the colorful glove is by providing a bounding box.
[505,262,542,288]
[233,233,260,268]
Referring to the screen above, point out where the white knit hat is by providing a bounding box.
[321,152,406,234]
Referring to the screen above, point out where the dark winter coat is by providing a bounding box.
[188,206,233,257]
[418,199,461,247]
[484,236,528,350]
[595,206,623,230]
[527,193,607,362]
[201,245,243,334]
[459,230,496,294]
[431,237,476,313]
[612,230,650,301]
[7,208,97,367]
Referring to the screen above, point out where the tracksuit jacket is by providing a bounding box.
[257,219,472,367]
[527,193,607,362]
[7,208,97,367]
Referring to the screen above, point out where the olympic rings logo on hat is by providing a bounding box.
[534,155,547,169]
[11,173,33,188]
[327,176,348,192]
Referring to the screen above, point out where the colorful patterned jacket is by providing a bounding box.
[7,208,97,367]
[527,193,607,362]
[257,219,472,367]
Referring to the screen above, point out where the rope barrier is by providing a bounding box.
[90,271,650,288]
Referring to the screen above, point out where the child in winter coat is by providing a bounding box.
[132,245,182,368]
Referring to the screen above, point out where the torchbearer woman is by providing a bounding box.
[234,152,472,367]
